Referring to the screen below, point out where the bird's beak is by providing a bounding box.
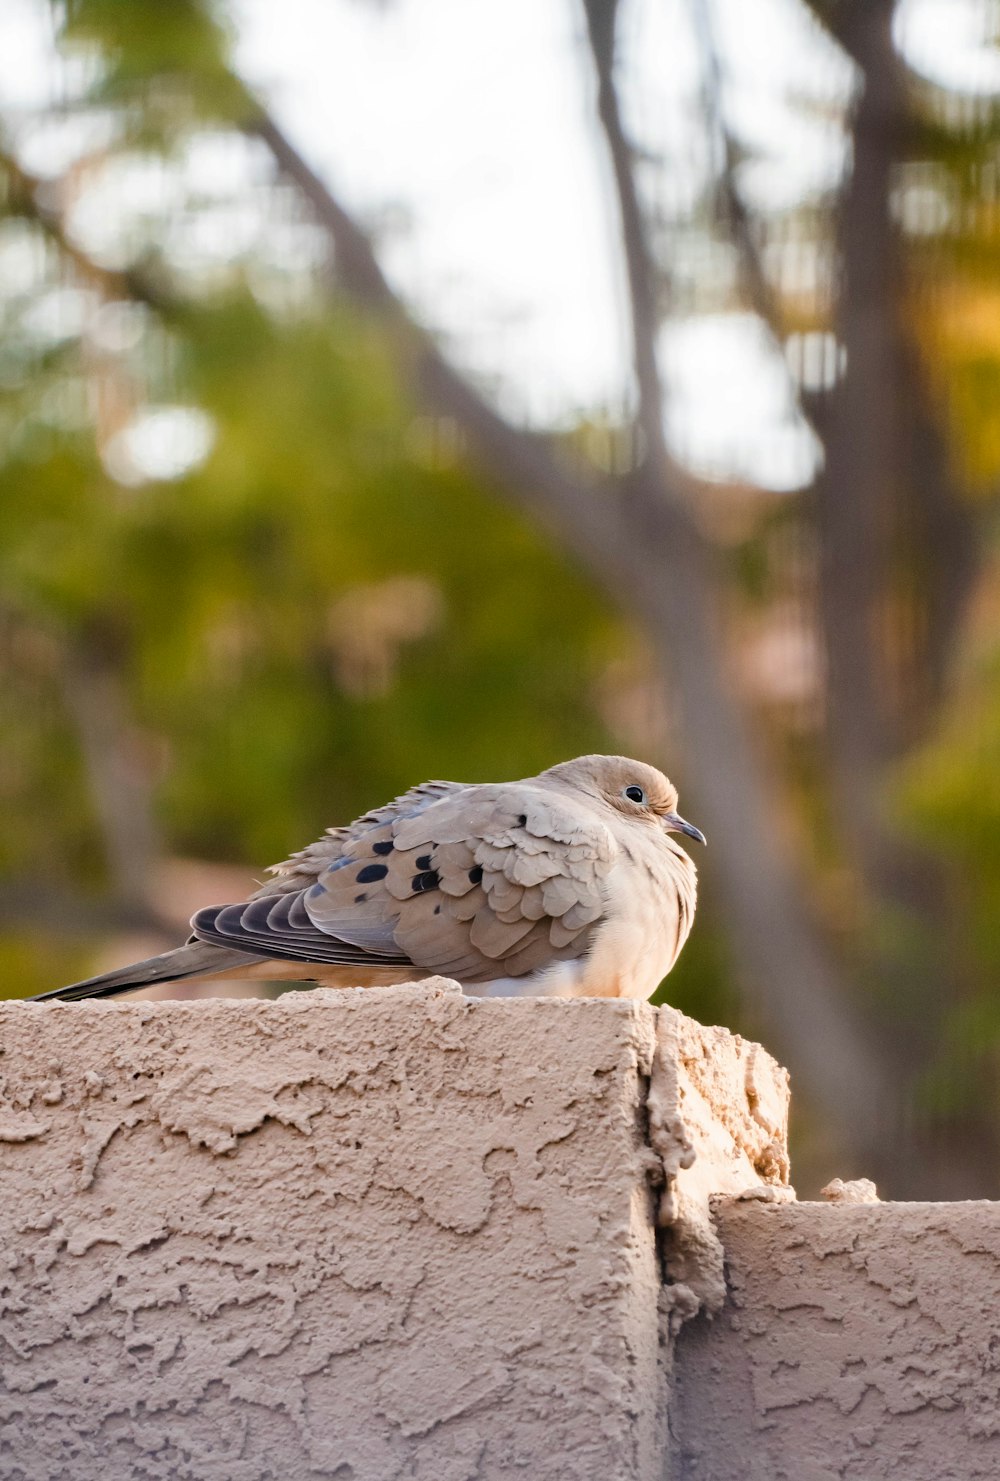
[662,812,707,846]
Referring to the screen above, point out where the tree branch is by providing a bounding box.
[689,0,786,339]
[580,0,671,469]
[59,641,162,911]
[796,0,873,68]
[0,147,166,309]
[244,110,649,580]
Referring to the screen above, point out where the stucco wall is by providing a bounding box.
[0,982,791,1481]
[670,1199,1000,1480]
[0,982,673,1481]
[11,982,990,1481]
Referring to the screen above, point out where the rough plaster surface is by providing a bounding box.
[671,1200,1000,1480]
[648,1008,790,1327]
[0,984,790,1480]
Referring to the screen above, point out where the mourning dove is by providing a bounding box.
[33,755,704,1003]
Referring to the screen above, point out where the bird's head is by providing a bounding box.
[542,754,706,845]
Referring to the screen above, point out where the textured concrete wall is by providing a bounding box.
[0,982,664,1481]
[0,983,791,1481]
[670,1200,1000,1480]
[25,981,996,1481]
[11,983,997,1481]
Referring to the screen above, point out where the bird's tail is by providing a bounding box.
[30,942,266,1003]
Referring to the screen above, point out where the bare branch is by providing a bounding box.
[60,644,162,912]
[796,0,877,69]
[244,110,651,578]
[689,0,784,338]
[0,148,166,309]
[580,0,670,469]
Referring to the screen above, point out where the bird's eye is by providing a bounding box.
[623,785,646,804]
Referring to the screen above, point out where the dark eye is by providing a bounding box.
[623,785,646,804]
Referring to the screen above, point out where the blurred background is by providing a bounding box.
[1,0,999,1197]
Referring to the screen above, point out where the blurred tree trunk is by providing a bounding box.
[819,0,902,881]
[811,0,987,1190]
[0,603,168,939]
[60,638,162,914]
[819,0,976,877]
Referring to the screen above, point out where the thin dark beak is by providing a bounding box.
[663,812,707,846]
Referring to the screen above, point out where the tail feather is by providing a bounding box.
[30,942,267,1003]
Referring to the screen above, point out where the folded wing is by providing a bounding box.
[191,781,617,983]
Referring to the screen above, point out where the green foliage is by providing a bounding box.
[60,0,247,131]
[0,279,627,862]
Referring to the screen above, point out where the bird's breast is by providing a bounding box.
[573,843,696,999]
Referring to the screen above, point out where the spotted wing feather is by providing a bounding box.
[197,780,617,983]
[307,782,615,982]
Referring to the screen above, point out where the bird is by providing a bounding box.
[32,754,704,1004]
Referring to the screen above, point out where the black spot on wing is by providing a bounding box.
[356,863,388,884]
[372,839,394,856]
[415,854,433,870]
[411,870,440,893]
[468,866,483,884]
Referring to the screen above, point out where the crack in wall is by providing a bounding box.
[642,1005,791,1332]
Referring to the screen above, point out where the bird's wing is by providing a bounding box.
[249,780,465,897]
[190,781,617,982]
